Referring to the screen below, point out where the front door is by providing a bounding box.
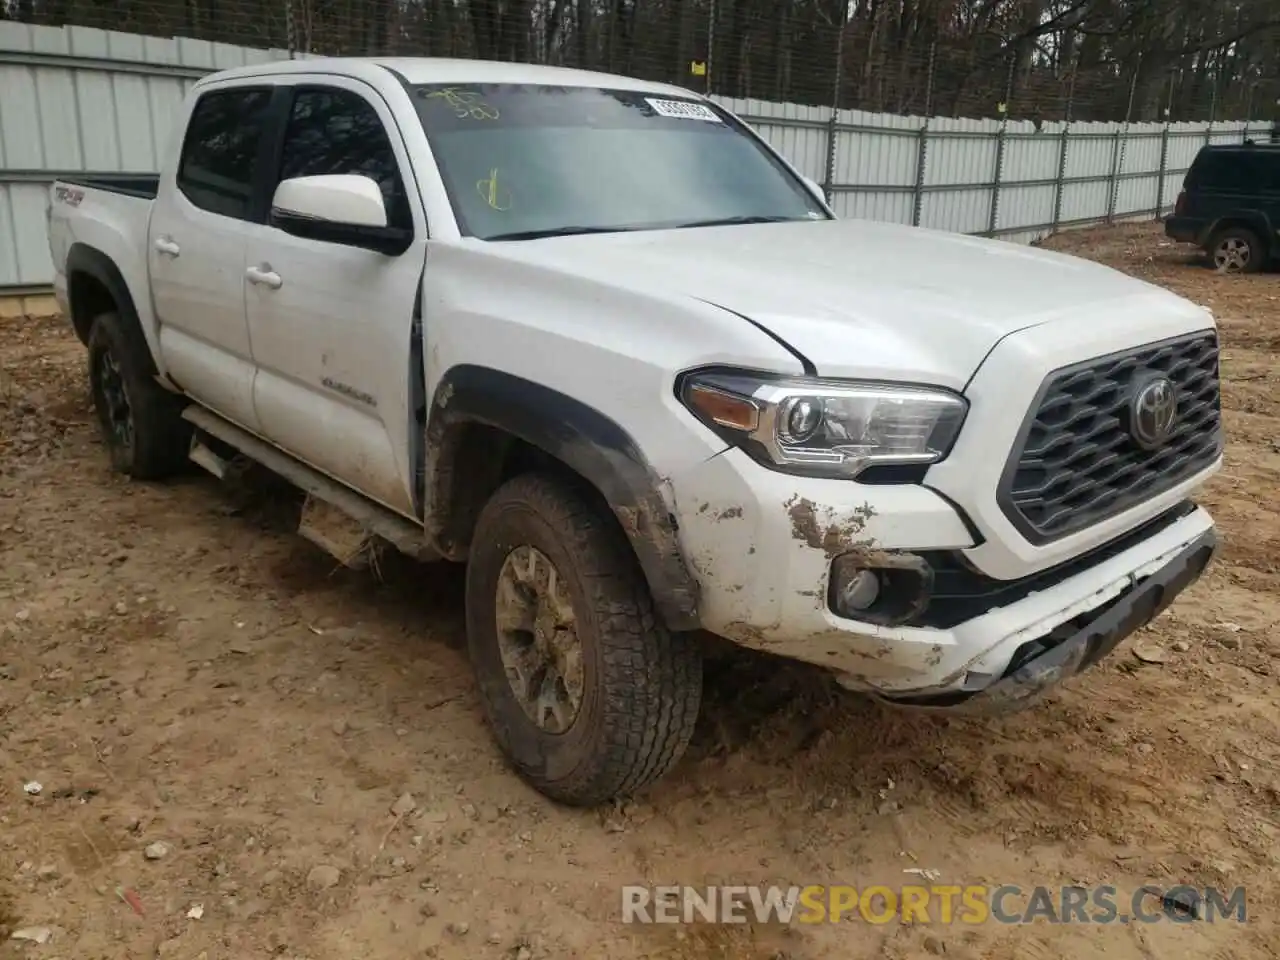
[149,83,275,432]
[243,77,427,517]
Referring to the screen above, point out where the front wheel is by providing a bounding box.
[465,473,702,806]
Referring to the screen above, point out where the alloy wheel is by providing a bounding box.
[494,545,586,734]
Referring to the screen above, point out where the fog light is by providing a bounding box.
[828,551,934,626]
[838,569,880,611]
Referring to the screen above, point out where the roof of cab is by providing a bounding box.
[196,56,698,99]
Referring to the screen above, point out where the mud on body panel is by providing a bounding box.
[665,446,976,677]
[424,364,702,631]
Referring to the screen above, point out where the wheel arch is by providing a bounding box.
[424,364,701,632]
[65,243,154,370]
[1200,211,1272,250]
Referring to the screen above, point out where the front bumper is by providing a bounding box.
[671,447,1216,702]
[876,525,1217,713]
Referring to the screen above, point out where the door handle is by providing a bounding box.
[245,265,283,290]
[153,236,181,257]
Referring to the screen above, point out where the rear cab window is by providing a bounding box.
[176,87,274,220]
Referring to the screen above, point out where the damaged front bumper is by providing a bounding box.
[874,526,1218,713]
[671,446,1217,707]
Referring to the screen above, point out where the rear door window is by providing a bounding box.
[176,87,274,220]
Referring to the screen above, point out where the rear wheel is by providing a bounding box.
[87,312,191,479]
[465,472,702,806]
[1208,225,1264,274]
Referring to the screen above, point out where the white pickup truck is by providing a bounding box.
[48,57,1223,806]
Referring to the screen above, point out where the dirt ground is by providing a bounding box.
[1,221,1277,960]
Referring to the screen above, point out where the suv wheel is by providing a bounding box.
[1209,226,1264,274]
[87,312,191,479]
[465,472,702,806]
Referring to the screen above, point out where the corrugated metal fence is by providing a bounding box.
[0,21,1271,288]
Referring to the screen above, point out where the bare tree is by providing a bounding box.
[7,0,1277,120]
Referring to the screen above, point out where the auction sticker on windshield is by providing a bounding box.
[645,98,722,122]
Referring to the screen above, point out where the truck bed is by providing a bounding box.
[59,174,160,200]
[47,175,159,345]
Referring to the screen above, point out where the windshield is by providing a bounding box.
[409,84,830,240]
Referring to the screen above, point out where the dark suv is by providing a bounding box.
[1164,142,1280,273]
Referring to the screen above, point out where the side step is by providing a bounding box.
[297,496,378,569]
[182,405,439,563]
[188,437,229,480]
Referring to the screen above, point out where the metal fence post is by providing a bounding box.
[911,123,929,227]
[1050,67,1076,234]
[911,43,936,228]
[1105,129,1122,222]
[1106,66,1139,224]
[1204,68,1217,147]
[705,0,715,95]
[1155,73,1174,218]
[1051,124,1070,232]
[284,0,296,58]
[822,113,837,207]
[821,16,846,207]
[989,118,1008,236]
[987,58,1015,237]
[1156,121,1171,216]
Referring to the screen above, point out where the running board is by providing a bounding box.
[188,437,229,480]
[182,405,439,562]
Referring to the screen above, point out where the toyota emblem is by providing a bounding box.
[1129,376,1178,449]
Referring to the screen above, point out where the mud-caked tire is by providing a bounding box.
[87,312,191,480]
[465,472,702,806]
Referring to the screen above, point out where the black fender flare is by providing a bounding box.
[425,364,701,632]
[1200,210,1273,250]
[65,243,153,371]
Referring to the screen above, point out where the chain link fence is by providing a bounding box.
[1,1,1276,288]
[3,0,1277,124]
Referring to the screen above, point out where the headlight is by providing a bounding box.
[678,369,968,479]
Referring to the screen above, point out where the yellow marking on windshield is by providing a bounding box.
[477,168,511,211]
[425,87,500,120]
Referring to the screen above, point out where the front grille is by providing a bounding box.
[999,332,1222,544]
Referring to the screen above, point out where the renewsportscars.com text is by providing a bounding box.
[621,884,1247,925]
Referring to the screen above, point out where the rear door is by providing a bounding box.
[242,76,427,517]
[149,83,276,431]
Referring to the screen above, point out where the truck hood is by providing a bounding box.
[486,218,1206,389]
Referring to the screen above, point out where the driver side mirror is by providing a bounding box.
[270,174,411,256]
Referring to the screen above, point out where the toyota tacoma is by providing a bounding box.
[47,57,1222,805]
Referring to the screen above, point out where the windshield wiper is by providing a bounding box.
[485,225,636,241]
[484,216,806,241]
[670,215,805,230]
